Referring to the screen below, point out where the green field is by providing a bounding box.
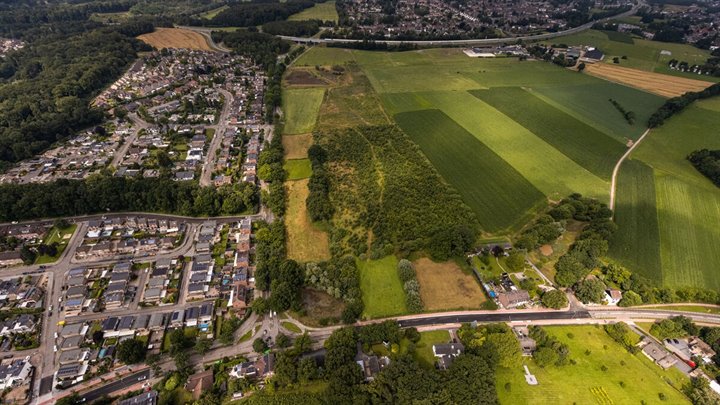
[197,5,228,19]
[610,100,720,289]
[35,224,77,264]
[471,88,625,180]
[288,1,338,22]
[553,29,718,81]
[358,256,407,318]
[395,109,545,233]
[608,159,662,283]
[282,88,325,134]
[284,158,312,180]
[496,325,689,404]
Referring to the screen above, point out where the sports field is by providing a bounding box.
[413,258,486,311]
[137,28,213,51]
[610,100,720,289]
[288,1,338,22]
[358,256,407,318]
[496,325,689,404]
[282,88,325,134]
[583,62,714,98]
[285,179,330,263]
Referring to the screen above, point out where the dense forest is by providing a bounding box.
[314,125,479,260]
[261,20,320,37]
[0,175,258,221]
[0,15,156,169]
[688,149,720,187]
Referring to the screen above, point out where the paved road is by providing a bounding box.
[200,88,235,186]
[78,369,151,403]
[110,114,151,168]
[397,310,591,327]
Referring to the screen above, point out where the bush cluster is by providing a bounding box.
[397,259,423,312]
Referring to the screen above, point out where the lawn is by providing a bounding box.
[627,101,720,290]
[394,109,546,233]
[288,0,338,22]
[35,224,77,264]
[281,321,302,334]
[496,325,690,404]
[285,179,330,263]
[413,330,451,369]
[413,257,487,311]
[284,158,312,180]
[282,88,325,134]
[608,159,662,284]
[471,87,625,180]
[358,256,407,319]
[385,90,609,204]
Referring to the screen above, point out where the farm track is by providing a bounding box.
[610,128,650,212]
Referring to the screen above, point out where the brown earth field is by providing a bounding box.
[292,288,345,327]
[414,258,487,311]
[583,62,713,98]
[138,28,213,51]
[285,69,327,86]
[283,133,313,160]
[286,179,331,263]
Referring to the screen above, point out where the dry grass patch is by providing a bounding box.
[584,62,713,98]
[293,288,345,327]
[286,179,331,262]
[138,28,213,51]
[283,134,313,160]
[414,258,486,311]
[285,69,328,86]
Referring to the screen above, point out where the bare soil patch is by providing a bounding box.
[285,69,327,86]
[294,288,345,327]
[283,133,313,160]
[539,244,553,256]
[584,62,713,98]
[414,258,487,311]
[138,28,213,51]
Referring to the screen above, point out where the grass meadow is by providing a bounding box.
[608,159,662,284]
[288,1,338,22]
[496,325,689,405]
[395,109,545,233]
[285,179,330,263]
[35,224,77,264]
[610,101,720,290]
[413,258,487,311]
[471,88,625,180]
[282,88,325,134]
[358,256,407,318]
[284,158,312,180]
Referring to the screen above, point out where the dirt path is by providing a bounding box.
[609,128,651,212]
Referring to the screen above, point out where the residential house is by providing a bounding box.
[0,358,33,389]
[185,370,214,401]
[120,390,158,405]
[433,343,465,370]
[498,290,530,309]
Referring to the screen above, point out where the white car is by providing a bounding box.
[54,332,58,339]
[53,345,57,353]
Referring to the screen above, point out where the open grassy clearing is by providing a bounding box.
[583,62,714,98]
[414,257,486,311]
[282,134,313,160]
[628,101,720,290]
[471,88,625,180]
[395,109,544,233]
[294,47,357,66]
[282,88,325,134]
[197,5,228,19]
[288,0,338,22]
[553,29,716,80]
[35,224,77,264]
[285,179,331,263]
[414,330,451,368]
[358,256,407,318]
[383,91,609,204]
[496,325,689,405]
[284,158,312,180]
[137,28,213,51]
[532,82,664,142]
[608,159,662,284]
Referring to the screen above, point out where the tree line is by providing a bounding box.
[687,149,720,187]
[183,0,319,28]
[648,82,720,128]
[0,175,258,221]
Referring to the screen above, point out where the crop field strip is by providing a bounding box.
[471,87,625,180]
[382,91,608,204]
[607,159,662,284]
[395,109,545,233]
[583,63,715,98]
[288,0,338,22]
[137,28,213,51]
[285,179,330,263]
